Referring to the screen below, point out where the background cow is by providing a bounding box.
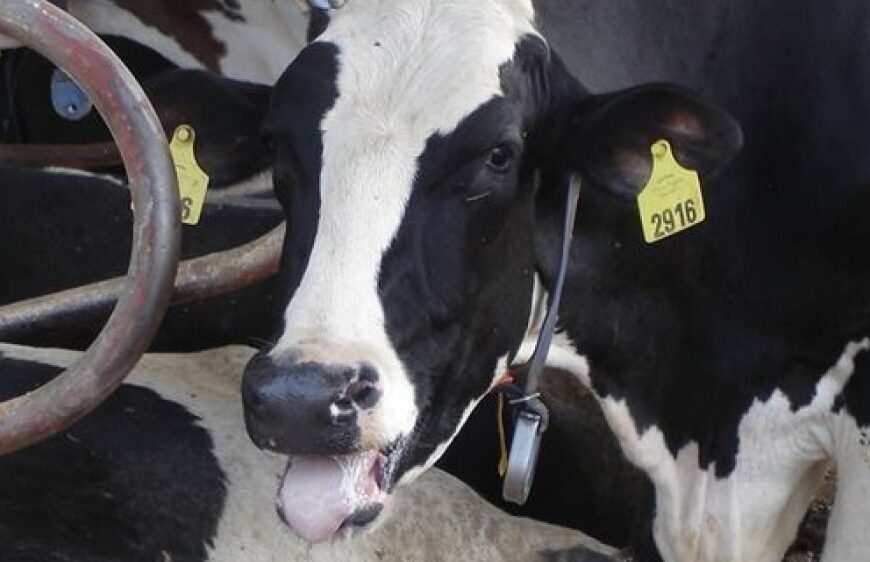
[0,162,283,350]
[0,0,298,347]
[0,0,307,178]
[240,1,870,561]
[0,343,615,561]
[0,0,308,83]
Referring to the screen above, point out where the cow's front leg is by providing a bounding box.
[821,418,870,561]
[814,337,870,562]
[594,392,831,562]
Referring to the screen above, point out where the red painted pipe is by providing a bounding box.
[0,1,181,455]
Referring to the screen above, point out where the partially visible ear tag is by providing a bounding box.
[637,139,706,243]
[169,125,209,225]
[50,68,93,121]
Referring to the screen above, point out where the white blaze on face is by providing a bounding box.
[272,0,536,450]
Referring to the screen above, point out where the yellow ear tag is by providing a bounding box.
[637,139,706,243]
[169,125,209,225]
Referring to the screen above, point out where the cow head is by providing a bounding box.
[242,0,741,542]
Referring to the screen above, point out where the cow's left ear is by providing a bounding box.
[564,84,743,198]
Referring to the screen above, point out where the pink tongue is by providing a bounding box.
[278,452,382,543]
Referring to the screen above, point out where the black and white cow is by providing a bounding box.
[0,0,307,83]
[240,1,870,560]
[439,367,651,549]
[0,3,305,352]
[0,63,288,352]
[0,162,283,352]
[0,0,307,171]
[0,343,613,561]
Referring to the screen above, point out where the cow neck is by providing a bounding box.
[499,175,580,505]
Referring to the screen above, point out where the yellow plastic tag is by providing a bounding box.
[169,124,209,225]
[637,139,705,243]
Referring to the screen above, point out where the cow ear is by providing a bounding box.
[565,84,743,198]
[145,70,274,187]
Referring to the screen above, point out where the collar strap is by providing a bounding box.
[501,175,581,505]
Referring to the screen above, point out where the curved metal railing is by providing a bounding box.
[0,0,181,455]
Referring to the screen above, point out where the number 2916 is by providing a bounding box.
[651,199,698,238]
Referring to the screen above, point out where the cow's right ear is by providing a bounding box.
[563,84,743,198]
[145,70,274,188]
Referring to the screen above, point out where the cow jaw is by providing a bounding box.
[277,451,388,543]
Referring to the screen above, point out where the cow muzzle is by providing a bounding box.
[241,352,393,542]
[242,353,382,455]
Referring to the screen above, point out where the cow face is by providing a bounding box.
[241,0,741,542]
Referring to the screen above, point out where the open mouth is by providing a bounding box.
[275,450,390,543]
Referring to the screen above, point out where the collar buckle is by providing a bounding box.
[502,395,549,504]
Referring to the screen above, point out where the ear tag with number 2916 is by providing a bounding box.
[169,124,210,226]
[637,139,705,243]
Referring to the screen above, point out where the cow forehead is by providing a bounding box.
[319,0,537,146]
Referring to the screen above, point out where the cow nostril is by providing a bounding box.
[334,397,354,410]
[331,397,356,425]
[347,380,381,410]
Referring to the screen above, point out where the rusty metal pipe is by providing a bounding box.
[0,141,122,169]
[0,1,180,455]
[0,224,285,338]
[171,224,284,303]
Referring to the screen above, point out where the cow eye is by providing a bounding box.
[486,144,514,172]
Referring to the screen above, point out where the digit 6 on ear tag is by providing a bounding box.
[169,125,210,225]
[502,401,548,505]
